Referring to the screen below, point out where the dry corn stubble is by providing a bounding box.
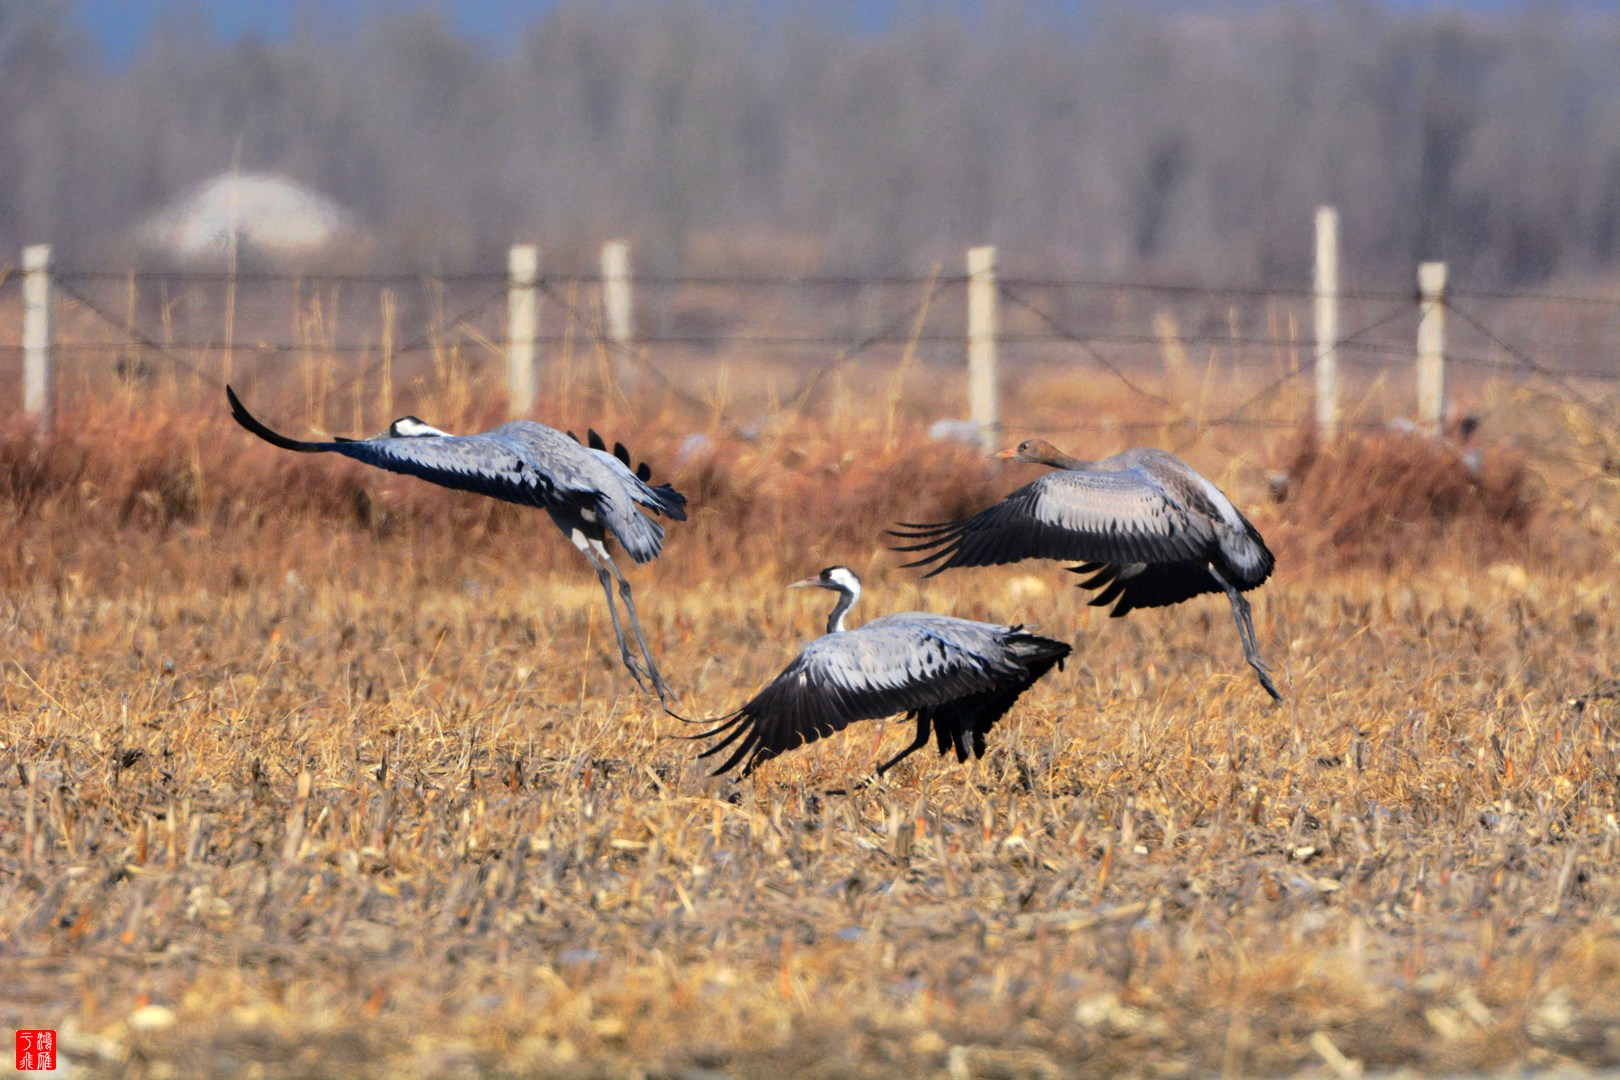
[2,371,1619,1079]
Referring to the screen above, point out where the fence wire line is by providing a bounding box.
[1442,296,1619,424]
[47,275,224,390]
[45,273,515,423]
[22,268,1620,382]
[18,328,1620,385]
[337,285,510,394]
[531,269,958,431]
[0,328,1430,355]
[996,281,1188,418]
[21,268,1620,469]
[531,277,746,431]
[778,270,955,416]
[35,262,1620,308]
[1191,301,1421,434]
[15,324,1620,382]
[55,269,509,287]
[997,282,1421,435]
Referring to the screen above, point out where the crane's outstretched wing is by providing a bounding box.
[229,385,559,508]
[889,469,1215,576]
[689,617,1068,776]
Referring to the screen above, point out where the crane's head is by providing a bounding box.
[995,438,1082,469]
[788,565,862,596]
[388,416,450,439]
[790,566,862,633]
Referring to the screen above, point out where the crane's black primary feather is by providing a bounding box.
[578,428,662,488]
[609,439,656,482]
[1068,560,1221,616]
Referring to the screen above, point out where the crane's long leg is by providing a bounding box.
[876,712,933,775]
[592,540,677,704]
[570,533,654,695]
[1211,568,1282,703]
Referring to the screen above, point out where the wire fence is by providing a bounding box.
[3,256,1619,463]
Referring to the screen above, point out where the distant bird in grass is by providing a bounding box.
[889,439,1281,702]
[226,386,686,701]
[684,566,1070,777]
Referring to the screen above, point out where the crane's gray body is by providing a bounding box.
[312,417,682,564]
[693,568,1070,777]
[892,444,1280,701]
[227,387,685,699]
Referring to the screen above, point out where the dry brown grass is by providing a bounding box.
[3,363,1620,1078]
[1269,426,1544,570]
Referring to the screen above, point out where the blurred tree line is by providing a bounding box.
[4,0,1620,285]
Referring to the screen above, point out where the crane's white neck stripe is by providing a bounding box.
[390,417,450,438]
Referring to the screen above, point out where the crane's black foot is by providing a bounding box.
[618,650,654,693]
[1250,660,1283,703]
[617,648,680,705]
[650,672,680,706]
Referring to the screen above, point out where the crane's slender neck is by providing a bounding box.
[826,585,859,634]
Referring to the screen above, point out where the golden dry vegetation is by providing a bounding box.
[3,343,1620,1079]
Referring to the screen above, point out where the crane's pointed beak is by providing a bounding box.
[787,576,820,590]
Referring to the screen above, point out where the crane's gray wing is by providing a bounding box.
[229,386,560,508]
[692,616,1067,776]
[890,468,1215,576]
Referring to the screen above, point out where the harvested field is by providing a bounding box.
[3,368,1620,1078]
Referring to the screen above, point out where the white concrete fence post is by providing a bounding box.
[507,244,539,417]
[1313,206,1340,441]
[1417,261,1447,437]
[23,245,52,431]
[967,245,999,451]
[601,240,635,392]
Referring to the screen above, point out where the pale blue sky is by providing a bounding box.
[75,0,917,64]
[74,0,1546,67]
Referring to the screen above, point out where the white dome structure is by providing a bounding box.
[140,172,357,260]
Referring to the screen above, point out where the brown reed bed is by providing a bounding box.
[2,379,1618,1078]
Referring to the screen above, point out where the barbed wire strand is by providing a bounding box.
[779,272,956,416]
[29,269,1620,478]
[48,275,225,389]
[335,286,510,395]
[50,272,515,427]
[531,271,959,433]
[996,281,1189,418]
[1443,297,1619,424]
[530,278,753,434]
[1183,302,1421,440]
[16,325,1620,382]
[41,263,1620,309]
